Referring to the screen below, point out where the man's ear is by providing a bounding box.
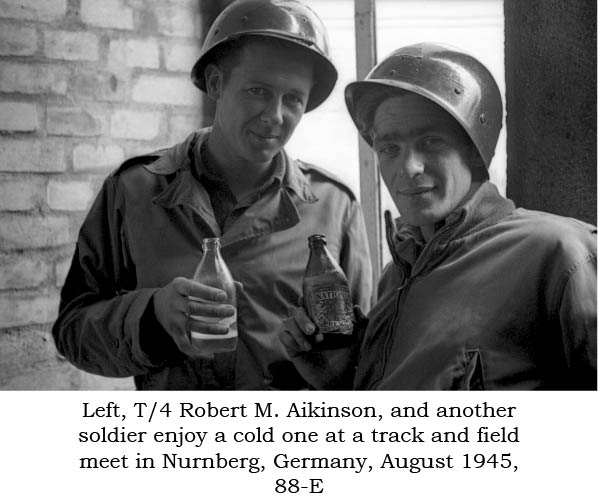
[204,63,223,100]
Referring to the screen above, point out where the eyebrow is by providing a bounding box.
[372,126,435,144]
[246,80,309,97]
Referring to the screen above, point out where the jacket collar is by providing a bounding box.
[387,182,516,269]
[282,154,318,203]
[148,128,317,207]
[444,181,516,239]
[147,128,317,244]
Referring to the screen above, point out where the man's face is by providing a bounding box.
[211,40,314,166]
[372,94,476,231]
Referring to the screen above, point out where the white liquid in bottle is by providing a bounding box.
[189,238,238,355]
[190,297,237,353]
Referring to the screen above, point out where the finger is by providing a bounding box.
[175,277,227,302]
[172,276,194,295]
[190,282,227,302]
[154,284,187,319]
[281,317,312,352]
[234,280,244,293]
[280,330,310,356]
[188,300,235,318]
[187,317,230,335]
[288,305,316,334]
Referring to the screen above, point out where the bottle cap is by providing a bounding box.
[202,237,221,250]
[308,234,327,247]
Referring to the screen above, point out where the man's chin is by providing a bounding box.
[396,208,443,228]
[248,147,280,164]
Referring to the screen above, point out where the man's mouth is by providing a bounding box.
[250,131,280,143]
[399,186,435,196]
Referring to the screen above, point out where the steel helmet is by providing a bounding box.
[191,0,337,112]
[345,43,503,169]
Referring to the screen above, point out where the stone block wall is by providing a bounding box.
[0,0,207,389]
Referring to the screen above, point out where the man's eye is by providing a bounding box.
[378,144,400,156]
[247,88,267,96]
[422,136,444,148]
[286,94,304,106]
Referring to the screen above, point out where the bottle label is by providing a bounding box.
[305,284,354,334]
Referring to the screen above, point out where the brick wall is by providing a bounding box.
[0,0,208,389]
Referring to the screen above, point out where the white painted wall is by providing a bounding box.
[286,1,360,192]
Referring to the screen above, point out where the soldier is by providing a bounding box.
[281,43,596,390]
[53,0,372,390]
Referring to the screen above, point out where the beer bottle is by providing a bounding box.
[190,238,237,354]
[302,234,355,350]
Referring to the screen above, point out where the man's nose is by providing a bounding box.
[261,96,283,126]
[399,148,425,179]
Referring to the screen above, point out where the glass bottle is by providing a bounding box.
[190,238,237,354]
[302,234,355,350]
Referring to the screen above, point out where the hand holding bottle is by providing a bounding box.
[302,234,355,350]
[280,297,322,355]
[189,238,238,355]
[153,276,235,359]
[279,299,367,390]
[281,300,367,354]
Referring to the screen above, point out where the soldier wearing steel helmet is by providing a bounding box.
[52,0,372,390]
[281,43,596,390]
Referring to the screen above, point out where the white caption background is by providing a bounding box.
[2,391,596,500]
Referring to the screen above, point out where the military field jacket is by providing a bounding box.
[53,130,372,390]
[354,182,597,390]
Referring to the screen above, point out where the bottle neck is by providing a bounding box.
[195,237,235,299]
[308,235,326,249]
[202,238,221,254]
[305,243,338,276]
[308,242,326,252]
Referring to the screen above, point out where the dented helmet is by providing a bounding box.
[345,42,503,169]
